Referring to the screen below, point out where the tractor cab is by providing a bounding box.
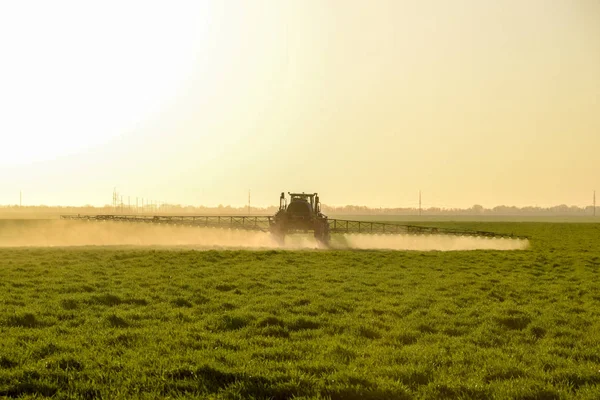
[279,192,322,219]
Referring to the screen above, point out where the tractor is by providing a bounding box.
[270,192,330,246]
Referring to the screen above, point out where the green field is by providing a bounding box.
[1,222,599,399]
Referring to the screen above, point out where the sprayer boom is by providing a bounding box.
[60,192,526,246]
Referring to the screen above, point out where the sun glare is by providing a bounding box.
[0,2,211,165]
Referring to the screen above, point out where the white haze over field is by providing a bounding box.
[0,220,528,251]
[339,233,529,251]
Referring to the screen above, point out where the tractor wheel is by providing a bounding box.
[314,221,330,247]
[270,222,286,246]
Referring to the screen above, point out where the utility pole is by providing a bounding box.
[128,196,130,213]
[113,187,118,213]
[248,190,251,215]
[594,190,596,217]
[419,190,422,216]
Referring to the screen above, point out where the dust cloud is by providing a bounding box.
[336,233,529,251]
[0,220,528,251]
[0,220,279,248]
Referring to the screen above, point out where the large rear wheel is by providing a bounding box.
[314,220,330,247]
[270,220,286,246]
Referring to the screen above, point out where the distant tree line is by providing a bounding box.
[0,203,596,217]
[323,204,597,216]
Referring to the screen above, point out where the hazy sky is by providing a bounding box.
[1,0,598,208]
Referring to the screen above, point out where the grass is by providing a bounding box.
[0,222,599,399]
